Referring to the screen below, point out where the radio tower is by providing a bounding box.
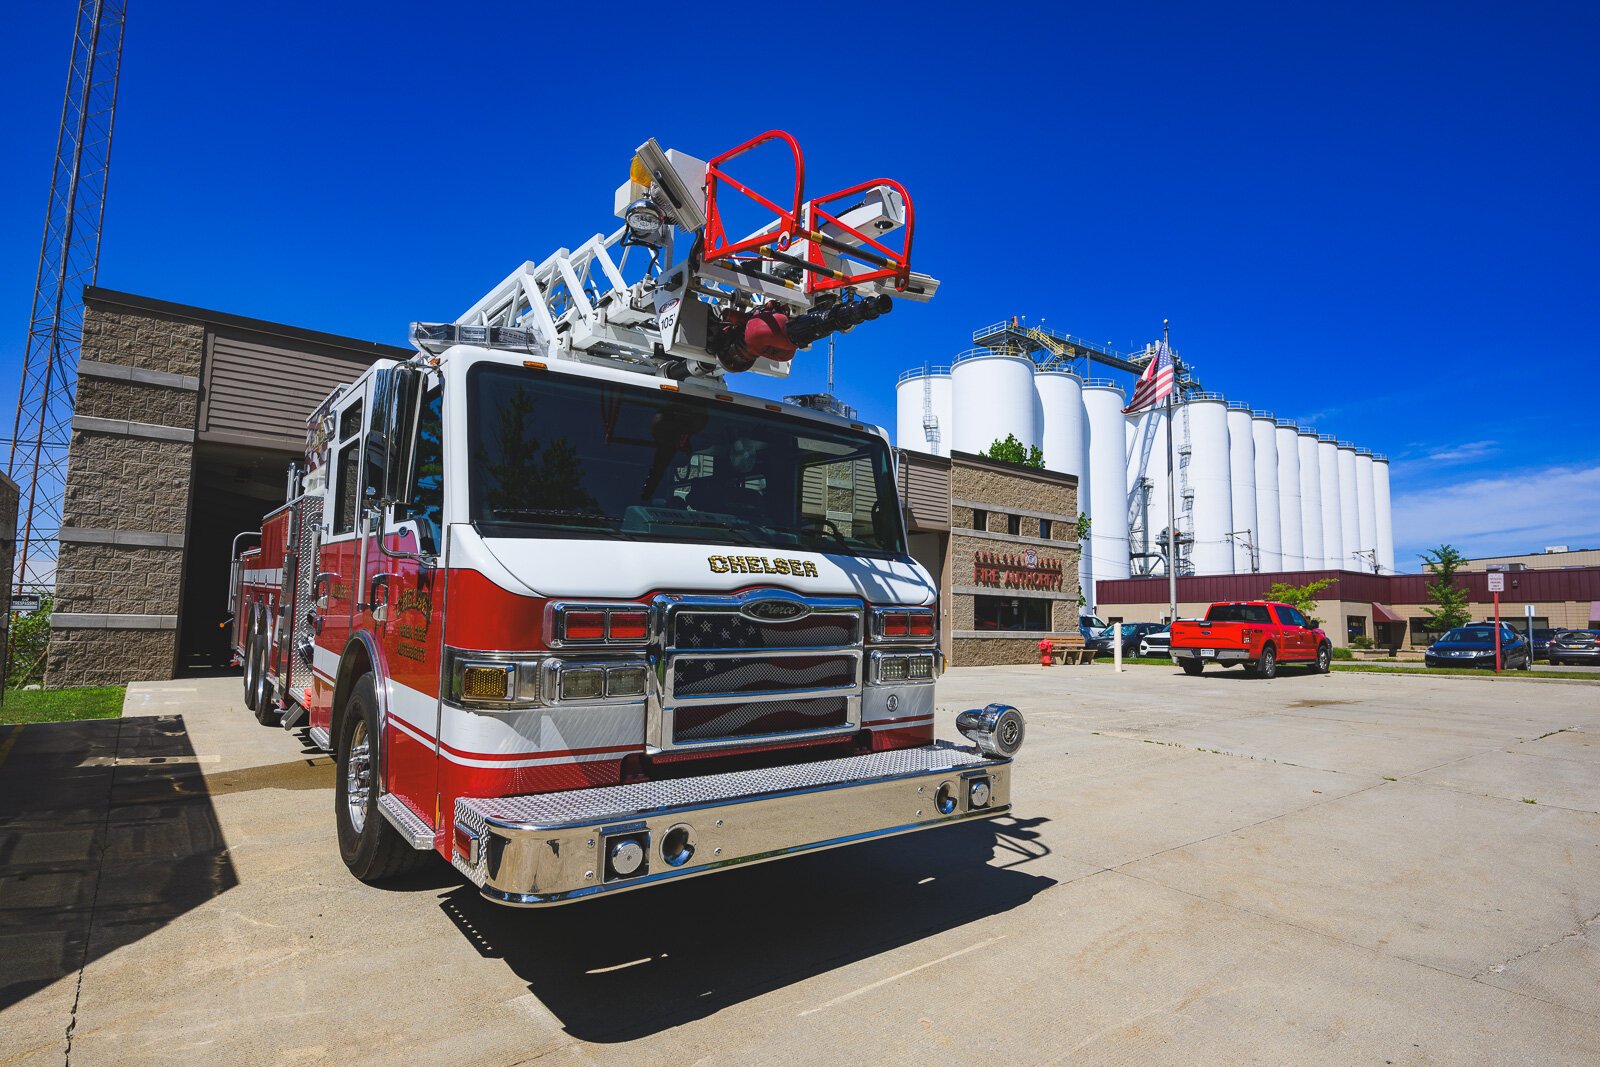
[8,1,127,595]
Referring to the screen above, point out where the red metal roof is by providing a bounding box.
[1096,567,1600,606]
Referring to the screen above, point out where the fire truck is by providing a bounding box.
[229,132,1026,906]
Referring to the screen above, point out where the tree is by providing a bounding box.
[7,595,52,688]
[1265,578,1335,627]
[1419,544,1472,632]
[982,434,1044,468]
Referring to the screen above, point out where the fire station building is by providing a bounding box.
[46,288,405,687]
[896,450,1084,665]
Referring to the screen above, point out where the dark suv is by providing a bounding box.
[1088,622,1166,659]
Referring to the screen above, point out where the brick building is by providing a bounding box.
[898,450,1084,665]
[46,288,404,687]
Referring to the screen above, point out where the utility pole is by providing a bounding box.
[1229,529,1258,572]
[8,0,128,596]
[1164,320,1177,624]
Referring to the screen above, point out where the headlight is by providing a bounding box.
[871,651,937,685]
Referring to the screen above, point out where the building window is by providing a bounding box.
[1347,615,1366,642]
[1039,518,1052,540]
[971,508,987,531]
[1408,617,1445,648]
[1503,616,1549,636]
[1007,513,1021,536]
[973,595,1052,632]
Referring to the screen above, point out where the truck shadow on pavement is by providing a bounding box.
[438,814,1054,1042]
[0,715,238,1012]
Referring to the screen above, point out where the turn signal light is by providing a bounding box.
[883,614,909,637]
[461,665,511,700]
[609,611,649,640]
[908,614,934,638]
[564,611,607,640]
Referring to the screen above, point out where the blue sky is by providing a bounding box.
[2,2,1596,570]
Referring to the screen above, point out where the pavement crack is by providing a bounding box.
[62,716,123,1066]
[1472,912,1600,981]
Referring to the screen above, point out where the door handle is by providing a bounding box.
[362,573,393,620]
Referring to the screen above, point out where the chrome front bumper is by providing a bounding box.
[451,741,1011,906]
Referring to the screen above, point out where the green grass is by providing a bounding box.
[1331,664,1599,682]
[0,686,125,725]
[1088,656,1179,667]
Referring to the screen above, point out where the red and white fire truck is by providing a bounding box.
[230,132,1025,906]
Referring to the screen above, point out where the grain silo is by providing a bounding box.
[1355,450,1378,572]
[1226,403,1257,572]
[1317,435,1344,570]
[894,366,952,456]
[1185,396,1234,575]
[1251,413,1282,571]
[1127,406,1170,573]
[1084,383,1131,583]
[950,351,1039,456]
[1275,421,1304,569]
[1034,371,1086,479]
[1337,443,1360,570]
[1297,430,1324,570]
[1373,456,1395,574]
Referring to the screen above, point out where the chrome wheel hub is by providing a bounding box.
[346,721,371,834]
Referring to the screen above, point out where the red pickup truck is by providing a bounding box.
[1169,601,1333,679]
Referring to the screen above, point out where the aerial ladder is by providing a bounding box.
[417,131,939,379]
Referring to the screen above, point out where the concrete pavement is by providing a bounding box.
[2,664,1597,1065]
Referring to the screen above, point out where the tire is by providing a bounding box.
[1315,643,1332,674]
[241,611,260,712]
[335,674,430,883]
[1519,652,1532,671]
[251,621,280,726]
[1253,644,1278,680]
[1180,659,1204,676]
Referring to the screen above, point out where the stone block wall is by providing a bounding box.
[45,301,202,688]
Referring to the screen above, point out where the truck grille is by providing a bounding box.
[672,654,858,697]
[673,696,851,744]
[652,591,863,751]
[672,612,859,650]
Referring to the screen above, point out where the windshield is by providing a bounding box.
[1206,604,1272,624]
[467,364,905,556]
[1082,615,1107,630]
[1441,627,1497,642]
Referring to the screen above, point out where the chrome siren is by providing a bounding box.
[956,703,1026,759]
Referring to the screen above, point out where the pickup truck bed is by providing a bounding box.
[1168,601,1332,679]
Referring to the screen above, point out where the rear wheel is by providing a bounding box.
[1252,644,1278,679]
[334,674,430,883]
[1315,643,1332,674]
[1180,659,1204,676]
[241,608,260,711]
[251,621,280,725]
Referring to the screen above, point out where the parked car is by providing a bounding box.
[1530,628,1560,658]
[1139,629,1172,658]
[1547,629,1600,666]
[1169,601,1331,678]
[1424,624,1532,669]
[1089,622,1166,659]
[1079,613,1109,644]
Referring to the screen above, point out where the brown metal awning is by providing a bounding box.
[1372,602,1403,624]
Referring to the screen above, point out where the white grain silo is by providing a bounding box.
[1226,404,1257,572]
[1127,406,1170,573]
[1035,371,1086,478]
[1275,421,1304,570]
[1355,450,1378,572]
[1337,444,1360,570]
[894,367,952,456]
[950,351,1038,457]
[1083,383,1131,584]
[1185,397,1233,575]
[1298,430,1324,569]
[1317,436,1344,570]
[1250,413,1282,571]
[1373,455,1395,574]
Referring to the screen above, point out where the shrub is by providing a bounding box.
[6,595,52,688]
[1331,646,1354,660]
[1349,635,1375,649]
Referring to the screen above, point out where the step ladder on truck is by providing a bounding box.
[228,132,1027,906]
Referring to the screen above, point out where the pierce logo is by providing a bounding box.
[743,599,810,622]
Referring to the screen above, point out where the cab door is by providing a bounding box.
[366,377,447,825]
[310,385,368,731]
[1274,605,1312,660]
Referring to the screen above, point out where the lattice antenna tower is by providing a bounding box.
[8,0,127,595]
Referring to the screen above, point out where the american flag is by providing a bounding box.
[1123,340,1175,414]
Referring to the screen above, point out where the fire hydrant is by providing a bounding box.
[1038,637,1054,667]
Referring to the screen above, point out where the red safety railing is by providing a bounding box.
[800,178,915,295]
[701,130,806,263]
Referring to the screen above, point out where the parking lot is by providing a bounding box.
[3,664,1598,1066]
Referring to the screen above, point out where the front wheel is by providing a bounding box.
[334,674,431,883]
[1519,653,1532,671]
[1180,659,1204,676]
[1315,643,1332,674]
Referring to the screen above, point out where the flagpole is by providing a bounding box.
[1164,319,1177,626]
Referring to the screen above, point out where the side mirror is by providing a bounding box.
[366,364,424,506]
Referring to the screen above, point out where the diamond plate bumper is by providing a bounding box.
[452,741,1012,906]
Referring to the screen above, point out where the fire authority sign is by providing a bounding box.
[1487,572,1505,593]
